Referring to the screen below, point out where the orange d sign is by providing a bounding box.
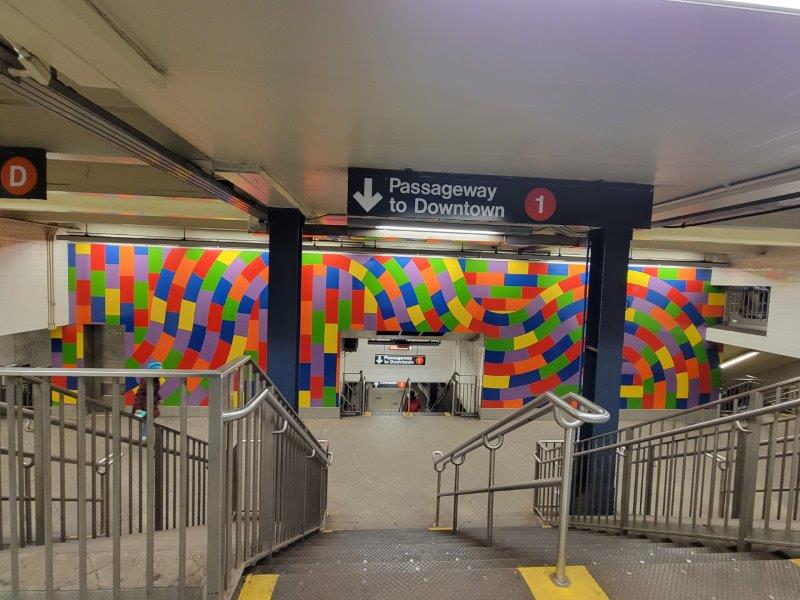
[1,148,46,200]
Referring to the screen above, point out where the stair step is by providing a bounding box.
[270,543,739,565]
[265,568,534,600]
[592,559,800,600]
[266,551,775,575]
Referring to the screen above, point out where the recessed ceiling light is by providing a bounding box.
[375,225,501,236]
[666,0,800,14]
[719,350,760,370]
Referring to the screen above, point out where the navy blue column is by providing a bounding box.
[576,227,632,514]
[266,208,304,411]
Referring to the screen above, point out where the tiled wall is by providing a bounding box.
[301,254,722,410]
[53,243,723,409]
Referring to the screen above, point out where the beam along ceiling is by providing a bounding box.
[4,0,800,229]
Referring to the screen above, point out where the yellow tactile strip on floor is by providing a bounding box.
[517,566,608,600]
[238,574,279,600]
[793,558,800,568]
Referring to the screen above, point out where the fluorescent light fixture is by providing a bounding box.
[719,350,760,370]
[375,225,501,236]
[666,0,800,14]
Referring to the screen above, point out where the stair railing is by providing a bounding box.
[552,375,800,554]
[432,390,609,588]
[0,357,331,600]
[398,377,412,412]
[341,370,366,414]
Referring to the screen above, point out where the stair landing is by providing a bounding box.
[247,526,800,600]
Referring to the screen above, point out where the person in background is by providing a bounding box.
[132,361,163,441]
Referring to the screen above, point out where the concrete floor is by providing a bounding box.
[366,388,404,412]
[306,414,565,531]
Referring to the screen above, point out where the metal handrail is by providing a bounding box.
[563,385,800,554]
[578,374,800,449]
[575,396,800,457]
[0,355,330,599]
[221,380,331,466]
[0,355,249,380]
[431,389,609,588]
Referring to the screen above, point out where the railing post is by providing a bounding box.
[486,447,496,544]
[552,425,576,588]
[434,470,442,527]
[734,391,763,551]
[644,445,655,516]
[258,405,277,554]
[452,460,462,532]
[619,429,634,532]
[206,377,227,599]
[32,382,47,546]
[154,427,165,531]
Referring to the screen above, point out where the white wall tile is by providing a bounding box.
[0,218,67,336]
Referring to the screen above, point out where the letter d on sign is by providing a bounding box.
[10,165,26,188]
[1,155,39,197]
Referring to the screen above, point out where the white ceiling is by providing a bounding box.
[5,0,800,221]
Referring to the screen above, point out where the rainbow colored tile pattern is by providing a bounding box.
[53,244,268,405]
[53,244,723,409]
[300,254,722,409]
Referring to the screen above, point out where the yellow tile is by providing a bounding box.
[348,261,367,281]
[407,305,425,326]
[178,300,196,331]
[151,297,167,323]
[237,574,278,600]
[298,391,311,409]
[655,347,674,369]
[627,270,650,288]
[685,325,701,347]
[364,291,377,314]
[513,330,538,350]
[483,374,510,389]
[620,385,643,398]
[508,261,529,274]
[323,324,339,353]
[539,283,563,305]
[517,566,608,600]
[791,558,800,568]
[217,250,238,266]
[708,292,726,306]
[676,372,689,397]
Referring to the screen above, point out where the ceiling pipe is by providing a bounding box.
[0,45,270,220]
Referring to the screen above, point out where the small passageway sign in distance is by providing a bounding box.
[347,167,653,228]
[1,147,46,200]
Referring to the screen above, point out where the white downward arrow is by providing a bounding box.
[353,178,383,212]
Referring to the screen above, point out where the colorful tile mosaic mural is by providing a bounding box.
[53,243,723,410]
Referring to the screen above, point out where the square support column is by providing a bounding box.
[266,208,304,411]
[576,227,632,514]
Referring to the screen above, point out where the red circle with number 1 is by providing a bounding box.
[524,187,556,222]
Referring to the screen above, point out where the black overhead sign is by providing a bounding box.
[347,167,653,229]
[0,148,46,200]
[374,354,426,366]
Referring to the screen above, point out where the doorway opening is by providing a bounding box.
[338,331,484,417]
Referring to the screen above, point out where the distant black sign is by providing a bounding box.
[374,354,426,366]
[348,167,653,228]
[0,148,46,200]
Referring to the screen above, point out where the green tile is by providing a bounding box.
[311,310,326,344]
[338,300,352,329]
[464,258,488,272]
[302,252,323,265]
[147,246,162,273]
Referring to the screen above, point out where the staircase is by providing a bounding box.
[242,525,800,599]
